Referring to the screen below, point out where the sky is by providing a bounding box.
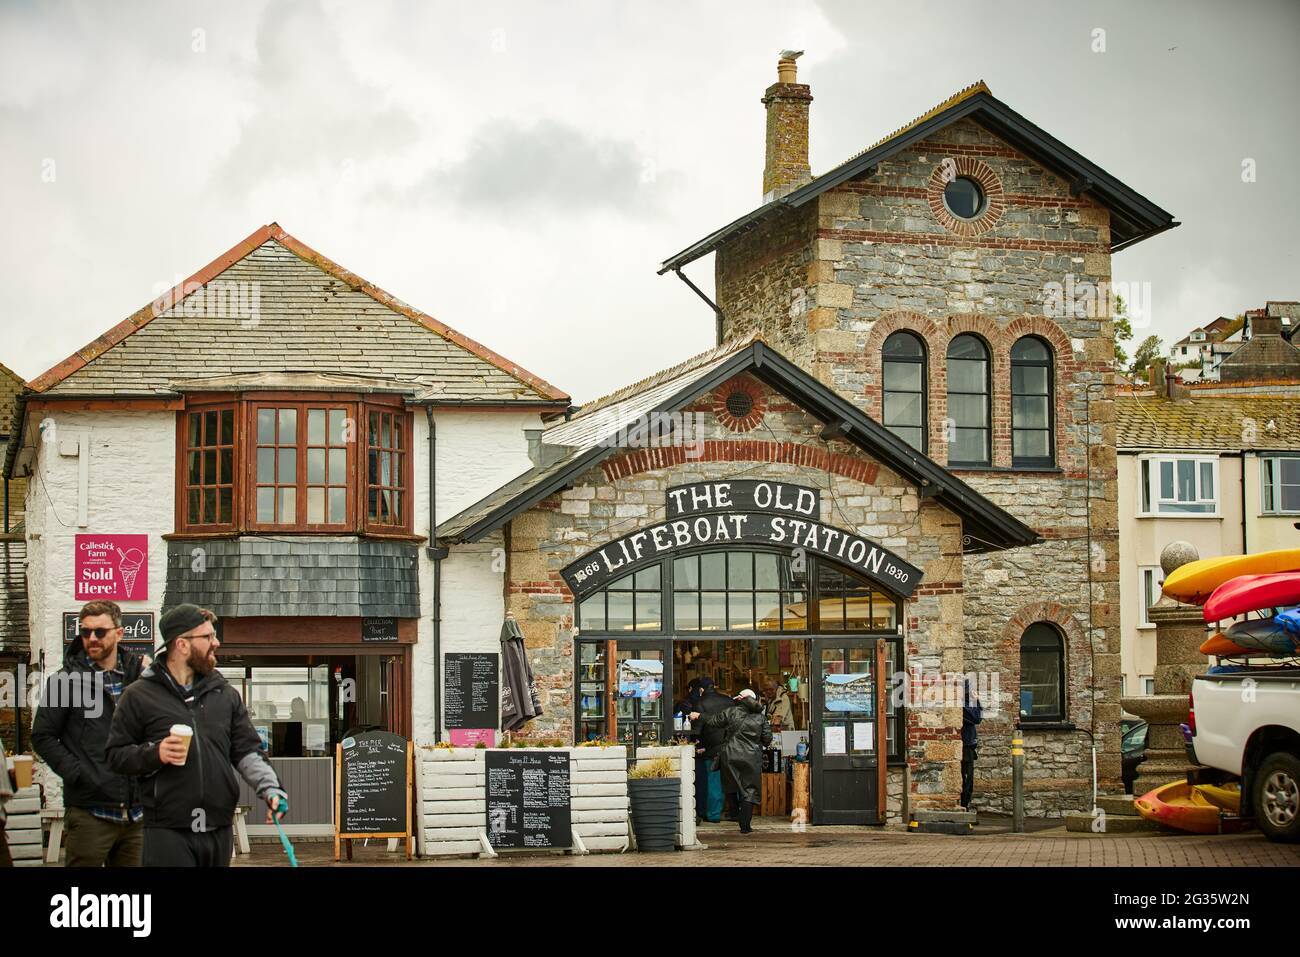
[2,0,1297,402]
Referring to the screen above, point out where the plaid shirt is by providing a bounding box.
[88,660,144,825]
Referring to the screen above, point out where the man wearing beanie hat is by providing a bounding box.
[106,605,287,866]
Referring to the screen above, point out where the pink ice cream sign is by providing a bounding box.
[74,534,148,601]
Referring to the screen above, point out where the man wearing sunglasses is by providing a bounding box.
[106,604,287,867]
[32,600,147,866]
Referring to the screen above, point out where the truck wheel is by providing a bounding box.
[1253,752,1300,843]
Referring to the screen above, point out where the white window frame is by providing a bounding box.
[1138,454,1220,517]
[1261,455,1300,515]
[1138,565,1162,628]
[1140,675,1155,696]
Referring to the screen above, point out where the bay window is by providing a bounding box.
[176,394,414,535]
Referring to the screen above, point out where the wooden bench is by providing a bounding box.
[41,808,64,864]
[231,806,251,857]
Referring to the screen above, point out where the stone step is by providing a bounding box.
[1064,811,1165,834]
[911,808,977,824]
[1095,795,1139,816]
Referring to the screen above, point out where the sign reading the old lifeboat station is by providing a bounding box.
[562,480,923,599]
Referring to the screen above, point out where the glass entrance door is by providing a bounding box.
[810,637,881,824]
[613,641,671,750]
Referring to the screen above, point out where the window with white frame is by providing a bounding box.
[1262,456,1300,514]
[1138,566,1162,627]
[1139,455,1218,515]
[1140,675,1155,696]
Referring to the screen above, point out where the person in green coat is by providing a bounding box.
[691,689,772,833]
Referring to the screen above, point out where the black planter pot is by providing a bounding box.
[628,776,680,852]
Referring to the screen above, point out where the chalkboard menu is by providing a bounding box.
[444,653,499,730]
[485,751,571,849]
[361,617,399,642]
[63,611,155,659]
[337,731,410,838]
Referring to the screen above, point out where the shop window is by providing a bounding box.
[182,405,235,529]
[1262,456,1300,514]
[882,331,927,452]
[1019,622,1065,722]
[671,551,808,633]
[1138,455,1218,516]
[946,334,991,467]
[1010,336,1053,467]
[579,565,662,633]
[815,563,898,632]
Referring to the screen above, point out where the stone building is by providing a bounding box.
[648,57,1179,814]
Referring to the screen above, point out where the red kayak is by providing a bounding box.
[1203,572,1300,623]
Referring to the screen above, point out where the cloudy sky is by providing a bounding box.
[2,0,1297,401]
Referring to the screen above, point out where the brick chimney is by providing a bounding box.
[762,51,813,202]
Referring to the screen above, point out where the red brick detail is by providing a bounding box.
[926,156,1005,237]
[600,440,880,484]
[913,580,964,596]
[1002,601,1089,716]
[711,375,767,432]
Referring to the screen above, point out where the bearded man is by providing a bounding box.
[32,600,146,866]
[106,604,287,867]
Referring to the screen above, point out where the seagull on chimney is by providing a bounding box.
[780,49,804,60]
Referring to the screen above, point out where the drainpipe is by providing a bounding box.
[425,407,449,743]
[1240,452,1248,556]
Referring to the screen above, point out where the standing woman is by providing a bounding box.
[691,689,771,834]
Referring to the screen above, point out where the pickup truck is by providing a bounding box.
[1189,669,1300,842]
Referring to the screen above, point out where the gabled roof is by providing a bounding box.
[438,336,1040,553]
[659,84,1178,273]
[27,224,569,404]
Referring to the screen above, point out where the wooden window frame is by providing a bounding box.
[173,392,416,536]
[364,404,413,533]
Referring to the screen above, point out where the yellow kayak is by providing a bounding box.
[1134,781,1246,834]
[1161,548,1300,605]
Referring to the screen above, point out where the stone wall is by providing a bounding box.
[711,117,1122,814]
[504,374,974,811]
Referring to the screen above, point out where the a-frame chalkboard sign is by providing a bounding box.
[334,731,413,861]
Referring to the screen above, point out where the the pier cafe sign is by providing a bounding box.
[562,480,923,598]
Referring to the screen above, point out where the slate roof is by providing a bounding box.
[0,537,28,658]
[1116,394,1300,452]
[27,224,569,404]
[438,335,1040,553]
[660,83,1178,273]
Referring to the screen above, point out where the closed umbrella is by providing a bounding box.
[500,615,543,732]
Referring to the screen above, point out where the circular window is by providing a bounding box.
[943,177,985,219]
[725,390,754,419]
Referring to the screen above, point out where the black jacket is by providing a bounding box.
[962,687,983,748]
[695,689,735,760]
[31,645,145,813]
[105,656,282,830]
[701,698,772,803]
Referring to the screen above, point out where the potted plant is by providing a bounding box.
[627,756,680,852]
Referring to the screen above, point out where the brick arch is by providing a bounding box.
[1003,314,1077,471]
[943,315,1008,467]
[862,310,949,461]
[1003,601,1087,721]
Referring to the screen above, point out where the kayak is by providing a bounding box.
[1198,619,1300,657]
[1162,548,1300,605]
[1134,781,1248,835]
[1202,572,1300,622]
[1277,609,1300,635]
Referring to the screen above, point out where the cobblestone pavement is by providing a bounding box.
[237,823,1300,868]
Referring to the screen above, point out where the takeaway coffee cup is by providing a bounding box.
[170,724,194,765]
[10,754,33,789]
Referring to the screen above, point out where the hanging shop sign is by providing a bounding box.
[665,480,820,520]
[563,512,923,599]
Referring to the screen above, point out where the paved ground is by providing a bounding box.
[235,818,1300,868]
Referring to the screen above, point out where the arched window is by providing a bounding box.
[1020,622,1065,722]
[882,331,927,452]
[946,334,990,466]
[1011,336,1053,467]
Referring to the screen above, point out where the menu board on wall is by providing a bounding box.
[485,750,571,849]
[337,731,410,838]
[444,653,499,730]
[63,612,156,659]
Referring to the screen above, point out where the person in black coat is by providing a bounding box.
[32,601,147,866]
[961,678,982,809]
[692,689,772,834]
